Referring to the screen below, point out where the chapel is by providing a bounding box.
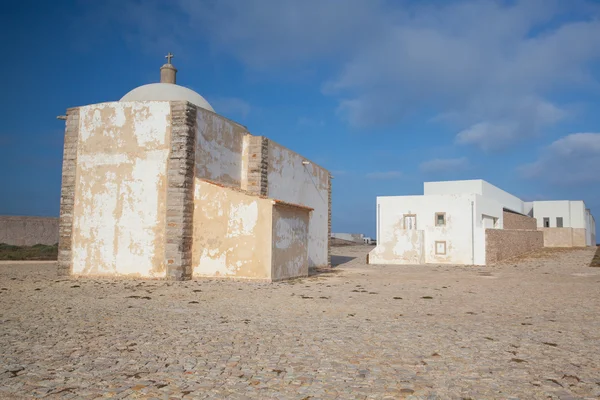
[57,54,331,281]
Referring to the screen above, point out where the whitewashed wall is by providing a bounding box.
[372,194,481,265]
[267,141,329,268]
[195,109,248,188]
[72,101,171,277]
[371,193,503,266]
[424,180,524,214]
[533,201,576,228]
[271,205,310,280]
[192,180,273,279]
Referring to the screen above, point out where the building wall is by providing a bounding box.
[195,108,248,188]
[0,216,58,246]
[424,180,483,196]
[424,180,524,214]
[71,101,171,277]
[371,194,485,265]
[192,180,273,279]
[539,227,587,247]
[503,210,537,230]
[331,233,364,244]
[485,229,543,264]
[533,201,576,228]
[570,201,586,229]
[267,140,330,268]
[369,229,424,264]
[480,180,524,214]
[271,205,310,281]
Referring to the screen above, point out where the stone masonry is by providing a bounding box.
[0,216,58,246]
[503,210,537,230]
[246,136,269,196]
[57,108,80,276]
[165,101,197,280]
[485,229,543,265]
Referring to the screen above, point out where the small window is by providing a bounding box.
[435,241,446,255]
[556,217,563,228]
[404,214,417,230]
[435,212,446,227]
[543,217,550,228]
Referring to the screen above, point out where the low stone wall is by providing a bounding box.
[0,216,59,246]
[485,229,543,265]
[539,227,587,247]
[503,210,537,230]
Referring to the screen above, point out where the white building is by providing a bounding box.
[531,201,596,247]
[368,180,596,266]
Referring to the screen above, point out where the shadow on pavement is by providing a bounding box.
[331,255,356,267]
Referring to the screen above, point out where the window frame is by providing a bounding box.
[435,240,447,255]
[556,217,563,228]
[543,217,550,228]
[403,213,417,230]
[435,212,446,227]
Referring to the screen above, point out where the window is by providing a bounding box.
[435,212,446,227]
[404,214,417,230]
[556,217,563,228]
[543,217,550,228]
[435,241,447,255]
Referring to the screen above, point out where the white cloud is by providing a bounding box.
[419,157,469,173]
[519,133,600,184]
[365,171,403,180]
[94,0,600,150]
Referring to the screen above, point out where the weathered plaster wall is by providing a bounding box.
[369,229,424,265]
[370,194,485,265]
[71,101,171,277]
[485,229,543,264]
[195,108,247,188]
[503,210,537,230]
[267,141,329,268]
[540,228,587,247]
[271,205,310,281]
[192,180,273,279]
[0,216,58,246]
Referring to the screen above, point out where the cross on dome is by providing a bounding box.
[165,52,174,64]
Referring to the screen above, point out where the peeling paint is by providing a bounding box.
[195,109,247,187]
[192,179,273,279]
[71,101,170,277]
[272,206,310,280]
[267,142,329,268]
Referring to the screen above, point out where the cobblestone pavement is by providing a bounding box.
[1,246,599,399]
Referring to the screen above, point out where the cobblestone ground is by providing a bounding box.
[1,246,599,399]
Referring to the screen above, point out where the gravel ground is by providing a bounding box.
[1,245,599,399]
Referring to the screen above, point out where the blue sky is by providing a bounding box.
[1,0,599,238]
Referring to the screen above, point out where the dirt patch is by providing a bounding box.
[589,247,600,268]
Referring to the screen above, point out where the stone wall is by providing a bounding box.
[166,101,197,280]
[485,229,543,265]
[540,227,587,247]
[58,107,80,276]
[503,210,537,230]
[0,216,58,246]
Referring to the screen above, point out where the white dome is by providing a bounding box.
[120,83,214,112]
